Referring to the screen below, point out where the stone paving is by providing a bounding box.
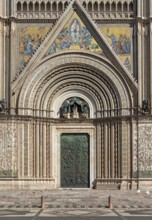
[0,189,151,209]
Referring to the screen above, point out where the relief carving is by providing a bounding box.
[134,124,152,178]
[138,125,152,177]
[0,124,17,177]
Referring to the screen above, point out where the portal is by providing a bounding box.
[61,133,90,188]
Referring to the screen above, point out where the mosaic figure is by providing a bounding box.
[70,19,81,43]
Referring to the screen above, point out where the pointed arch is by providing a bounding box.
[64,1,68,9]
[29,1,33,11]
[94,2,98,12]
[23,1,27,11]
[58,2,63,12]
[46,1,51,11]
[105,2,110,11]
[100,2,104,11]
[82,1,86,8]
[123,2,128,12]
[117,2,122,12]
[88,1,92,11]
[111,2,116,11]
[35,1,39,11]
[52,1,57,11]
[129,2,133,11]
[40,2,45,11]
[17,2,21,11]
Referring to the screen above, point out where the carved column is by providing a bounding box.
[36,122,40,178]
[101,123,104,178]
[104,123,107,178]
[110,123,114,178]
[121,121,129,178]
[49,124,53,178]
[21,123,24,177]
[43,122,46,178]
[107,123,109,178]
[46,122,50,177]
[33,122,36,177]
[39,122,43,178]
[114,122,118,178]
[118,122,122,178]
[24,123,29,177]
[96,123,101,178]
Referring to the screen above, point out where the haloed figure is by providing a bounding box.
[70,19,81,43]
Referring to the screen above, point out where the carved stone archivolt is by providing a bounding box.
[16,53,132,119]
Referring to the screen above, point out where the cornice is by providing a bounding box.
[4,17,135,24]
[0,114,152,123]
[96,19,134,24]
[1,16,57,23]
[15,18,57,23]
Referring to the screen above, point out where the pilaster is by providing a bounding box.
[36,122,40,178]
[137,21,143,106]
[137,0,142,18]
[43,123,47,178]
[110,123,114,178]
[150,0,152,17]
[104,123,107,178]
[150,22,152,113]
[10,20,17,111]
[39,122,43,178]
[4,18,10,110]
[11,0,16,17]
[96,123,101,178]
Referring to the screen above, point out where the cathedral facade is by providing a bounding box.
[0,0,152,190]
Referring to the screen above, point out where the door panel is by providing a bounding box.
[61,133,89,188]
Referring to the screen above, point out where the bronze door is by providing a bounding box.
[61,133,90,188]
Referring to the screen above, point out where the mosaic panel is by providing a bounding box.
[46,12,103,56]
[101,25,133,73]
[19,26,51,69]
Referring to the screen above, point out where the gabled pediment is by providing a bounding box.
[12,0,137,92]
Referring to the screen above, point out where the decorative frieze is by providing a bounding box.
[14,0,134,20]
